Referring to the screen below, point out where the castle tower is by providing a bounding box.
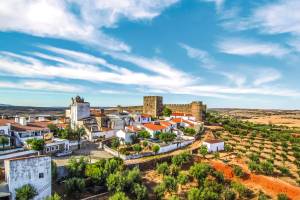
[143,96,163,117]
[191,101,203,121]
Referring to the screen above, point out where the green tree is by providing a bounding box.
[133,144,143,154]
[199,145,208,158]
[159,132,176,143]
[51,160,58,180]
[156,162,169,176]
[188,188,201,200]
[85,163,106,184]
[177,172,189,190]
[64,177,85,195]
[67,156,88,177]
[45,193,62,200]
[109,192,129,200]
[154,183,165,200]
[26,138,44,151]
[223,189,236,200]
[152,145,160,155]
[74,127,86,149]
[111,138,120,149]
[189,163,211,185]
[163,176,177,194]
[200,187,219,200]
[137,130,151,139]
[0,136,9,150]
[163,106,172,117]
[232,165,244,177]
[277,193,288,200]
[172,152,192,167]
[133,183,148,200]
[15,184,37,200]
[260,161,274,175]
[47,124,59,136]
[106,171,126,192]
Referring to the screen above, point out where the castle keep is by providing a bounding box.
[116,96,206,121]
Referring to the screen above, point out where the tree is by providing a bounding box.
[172,152,192,167]
[106,171,126,192]
[133,144,142,154]
[26,138,44,151]
[200,187,219,200]
[126,167,141,188]
[177,172,189,190]
[137,130,151,139]
[188,188,201,200]
[232,165,244,177]
[74,127,86,149]
[159,132,176,144]
[133,183,148,200]
[47,124,59,136]
[277,193,288,200]
[223,189,236,200]
[0,136,9,150]
[156,162,169,176]
[189,163,211,185]
[154,183,165,200]
[85,163,106,185]
[163,106,172,117]
[109,192,129,200]
[15,184,37,200]
[67,156,88,177]
[260,161,274,175]
[199,145,208,158]
[45,193,62,200]
[152,145,160,155]
[163,176,177,194]
[64,177,85,195]
[111,138,120,149]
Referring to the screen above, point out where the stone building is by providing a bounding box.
[70,96,90,129]
[143,96,163,117]
[4,156,51,200]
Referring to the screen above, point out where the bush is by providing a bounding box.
[248,161,260,173]
[109,192,129,200]
[177,172,189,185]
[171,151,192,166]
[137,130,151,139]
[163,176,177,193]
[106,171,126,192]
[15,184,37,200]
[277,193,288,200]
[232,165,244,177]
[154,183,165,200]
[248,153,260,163]
[111,138,120,149]
[26,138,44,151]
[133,144,143,154]
[159,132,176,143]
[260,161,274,175]
[188,188,201,200]
[45,193,62,200]
[169,164,179,177]
[64,178,85,195]
[156,162,169,176]
[189,163,212,185]
[133,183,148,200]
[278,166,290,176]
[223,189,236,200]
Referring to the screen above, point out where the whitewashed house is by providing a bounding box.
[143,122,168,138]
[0,121,12,149]
[202,139,224,152]
[4,156,52,200]
[116,129,136,144]
[170,113,196,121]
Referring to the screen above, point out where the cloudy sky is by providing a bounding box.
[0,0,300,108]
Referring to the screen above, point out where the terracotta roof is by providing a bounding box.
[160,121,172,127]
[143,123,165,131]
[0,119,14,126]
[171,118,183,123]
[11,121,51,131]
[204,139,224,144]
[126,126,140,132]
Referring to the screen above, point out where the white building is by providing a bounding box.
[170,113,196,121]
[143,122,170,138]
[70,96,90,129]
[116,129,136,144]
[4,156,51,200]
[0,121,11,149]
[202,139,224,152]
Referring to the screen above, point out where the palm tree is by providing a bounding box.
[75,127,86,149]
[0,136,9,150]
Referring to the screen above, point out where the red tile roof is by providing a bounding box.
[160,121,172,127]
[143,123,165,131]
[204,139,224,144]
[141,114,152,118]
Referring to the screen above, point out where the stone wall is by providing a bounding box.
[143,96,163,117]
[165,101,204,121]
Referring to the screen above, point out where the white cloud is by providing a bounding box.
[217,38,289,57]
[0,80,84,93]
[253,68,281,86]
[201,0,225,12]
[0,0,179,52]
[179,43,216,69]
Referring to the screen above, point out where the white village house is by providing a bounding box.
[4,156,52,200]
[202,139,224,153]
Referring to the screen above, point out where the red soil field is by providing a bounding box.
[211,160,300,200]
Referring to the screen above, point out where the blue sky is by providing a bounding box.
[0,0,300,109]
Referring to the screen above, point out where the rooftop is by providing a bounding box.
[143,123,166,131]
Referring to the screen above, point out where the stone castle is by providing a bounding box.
[116,96,206,121]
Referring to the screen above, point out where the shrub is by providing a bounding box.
[188,188,201,200]
[260,161,274,175]
[133,144,143,154]
[277,193,288,200]
[159,132,176,143]
[152,145,160,155]
[154,183,165,200]
[109,192,129,200]
[278,166,290,176]
[156,162,169,176]
[45,193,62,200]
[177,172,189,185]
[106,171,126,192]
[15,184,37,200]
[223,189,236,200]
[189,163,211,185]
[169,164,179,177]
[137,130,151,139]
[199,145,208,158]
[64,178,85,195]
[248,153,260,163]
[163,176,177,193]
[171,151,192,166]
[132,183,148,200]
[232,165,244,177]
[248,161,260,173]
[111,138,120,149]
[26,138,44,151]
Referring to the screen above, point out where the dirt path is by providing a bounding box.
[211,160,300,200]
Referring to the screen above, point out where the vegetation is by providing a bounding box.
[152,145,160,155]
[162,106,172,117]
[137,130,151,139]
[0,136,9,150]
[15,184,37,200]
[198,145,208,158]
[159,132,177,143]
[45,193,62,200]
[64,177,86,195]
[26,138,44,151]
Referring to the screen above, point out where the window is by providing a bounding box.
[39,173,44,179]
[0,130,4,135]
